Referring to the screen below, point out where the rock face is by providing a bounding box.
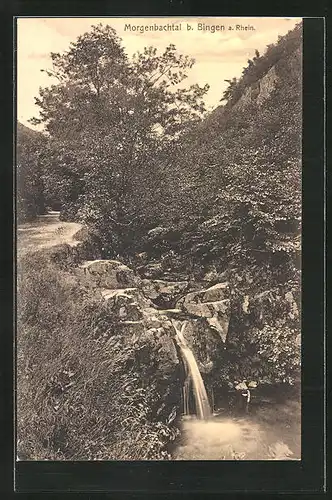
[75,258,182,427]
[141,279,189,308]
[256,65,278,105]
[74,258,231,425]
[176,282,231,343]
[77,259,141,289]
[77,259,231,364]
[178,318,224,374]
[234,65,279,112]
[138,262,164,279]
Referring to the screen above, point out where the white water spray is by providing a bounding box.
[172,320,211,420]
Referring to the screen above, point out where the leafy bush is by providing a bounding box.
[254,324,301,384]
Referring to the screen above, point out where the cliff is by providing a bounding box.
[138,22,303,390]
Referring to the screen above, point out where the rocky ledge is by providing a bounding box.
[74,259,231,387]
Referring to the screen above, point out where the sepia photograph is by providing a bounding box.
[16,16,302,462]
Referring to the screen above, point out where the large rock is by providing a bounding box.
[101,287,151,308]
[142,307,170,329]
[147,226,170,239]
[201,283,229,302]
[179,298,229,320]
[100,286,180,335]
[202,267,228,285]
[178,318,225,372]
[100,288,148,322]
[176,283,231,343]
[206,313,230,343]
[141,279,189,307]
[177,282,229,308]
[77,260,141,289]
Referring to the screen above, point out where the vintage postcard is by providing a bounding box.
[16,17,303,464]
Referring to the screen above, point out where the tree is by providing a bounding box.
[220,77,238,102]
[31,24,209,254]
[16,123,47,222]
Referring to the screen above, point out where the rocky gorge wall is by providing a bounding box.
[47,223,300,432]
[47,229,232,420]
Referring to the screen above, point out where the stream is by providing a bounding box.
[173,398,301,460]
[171,320,300,461]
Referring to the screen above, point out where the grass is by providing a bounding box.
[16,249,180,460]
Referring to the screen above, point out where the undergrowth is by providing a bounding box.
[16,250,179,460]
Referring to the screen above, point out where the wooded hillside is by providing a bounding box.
[17,22,302,388]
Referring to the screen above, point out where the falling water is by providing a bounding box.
[171,321,301,460]
[172,320,211,420]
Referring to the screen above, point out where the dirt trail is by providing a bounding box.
[17,211,83,256]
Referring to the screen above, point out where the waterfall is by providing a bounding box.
[172,320,211,420]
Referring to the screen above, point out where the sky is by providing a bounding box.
[16,17,301,129]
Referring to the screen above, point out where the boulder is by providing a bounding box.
[101,287,151,308]
[78,260,141,289]
[176,283,231,343]
[202,267,228,285]
[141,307,176,331]
[100,288,145,322]
[179,318,224,370]
[177,282,229,308]
[206,313,230,343]
[101,285,181,336]
[100,287,183,333]
[179,298,229,319]
[156,333,180,376]
[141,279,189,307]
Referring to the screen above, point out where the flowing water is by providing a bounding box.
[173,399,301,460]
[172,320,300,461]
[179,344,211,420]
[172,320,211,420]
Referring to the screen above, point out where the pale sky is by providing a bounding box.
[16,17,301,129]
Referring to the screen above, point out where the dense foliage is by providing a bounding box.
[16,124,47,221]
[28,24,209,255]
[166,23,302,388]
[18,22,302,397]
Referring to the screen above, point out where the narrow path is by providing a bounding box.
[17,211,83,255]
